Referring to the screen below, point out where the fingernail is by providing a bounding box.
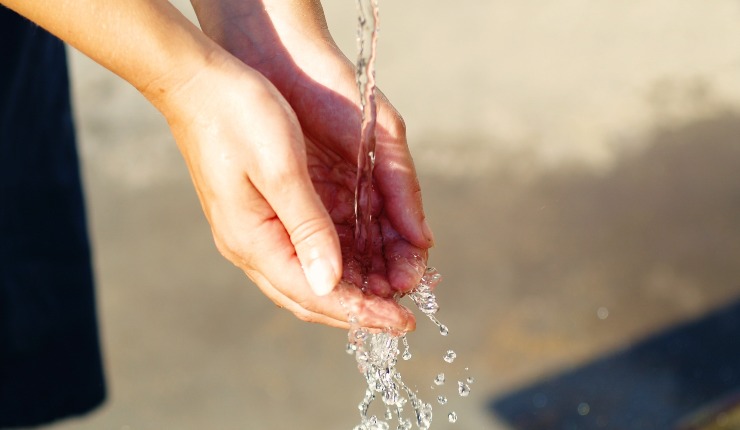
[403,307,417,333]
[422,219,435,246]
[305,258,337,297]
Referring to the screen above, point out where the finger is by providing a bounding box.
[380,217,428,294]
[246,266,416,332]
[210,173,413,331]
[247,132,342,297]
[373,93,435,250]
[230,203,412,331]
[246,269,349,328]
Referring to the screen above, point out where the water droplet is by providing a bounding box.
[458,381,471,397]
[448,411,458,423]
[434,373,445,385]
[347,343,358,355]
[439,325,449,336]
[396,420,412,430]
[437,395,447,405]
[415,402,433,429]
[385,408,393,420]
[401,335,411,360]
[597,307,609,320]
[577,402,590,416]
[443,350,457,363]
[354,328,368,342]
[466,376,475,384]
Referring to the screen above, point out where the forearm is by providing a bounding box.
[2,0,220,109]
[189,0,339,75]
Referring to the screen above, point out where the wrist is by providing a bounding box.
[190,0,338,76]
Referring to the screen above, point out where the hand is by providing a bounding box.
[161,52,424,331]
[188,0,435,329]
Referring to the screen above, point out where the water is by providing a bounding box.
[401,336,412,361]
[457,381,471,397]
[433,373,445,386]
[350,269,447,430]
[353,0,380,275]
[408,269,448,335]
[348,0,471,428]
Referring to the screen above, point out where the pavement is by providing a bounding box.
[41,1,740,429]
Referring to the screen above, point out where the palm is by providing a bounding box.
[252,28,431,298]
[305,133,427,298]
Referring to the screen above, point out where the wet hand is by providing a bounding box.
[161,54,418,331]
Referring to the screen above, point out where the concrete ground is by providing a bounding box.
[40,1,740,429]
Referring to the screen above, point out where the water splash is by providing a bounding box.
[433,373,445,386]
[457,381,471,397]
[351,269,448,429]
[408,268,446,334]
[401,335,412,361]
[347,0,472,427]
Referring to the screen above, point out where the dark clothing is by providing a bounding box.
[0,7,106,427]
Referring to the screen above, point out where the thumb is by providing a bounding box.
[288,202,342,297]
[251,152,342,297]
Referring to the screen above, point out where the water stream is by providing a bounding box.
[353,0,379,279]
[347,1,469,428]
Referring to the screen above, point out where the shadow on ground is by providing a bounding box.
[473,111,740,430]
[488,300,740,430]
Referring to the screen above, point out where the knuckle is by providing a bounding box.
[392,112,407,137]
[292,306,317,323]
[291,294,322,323]
[288,216,333,249]
[259,154,304,187]
[213,231,254,269]
[381,108,406,141]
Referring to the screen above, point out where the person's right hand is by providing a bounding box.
[158,53,417,332]
[189,0,436,322]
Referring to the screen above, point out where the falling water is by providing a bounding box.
[348,0,471,428]
[353,0,379,277]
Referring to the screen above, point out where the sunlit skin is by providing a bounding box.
[191,0,434,314]
[2,0,434,331]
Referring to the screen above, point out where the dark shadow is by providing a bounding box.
[475,110,740,429]
[489,300,740,429]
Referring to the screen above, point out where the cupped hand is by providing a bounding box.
[161,52,426,331]
[190,0,434,255]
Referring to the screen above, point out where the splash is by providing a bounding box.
[347,0,471,428]
[349,269,445,430]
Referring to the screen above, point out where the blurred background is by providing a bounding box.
[46,0,740,429]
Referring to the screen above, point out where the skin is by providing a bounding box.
[2,0,434,332]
